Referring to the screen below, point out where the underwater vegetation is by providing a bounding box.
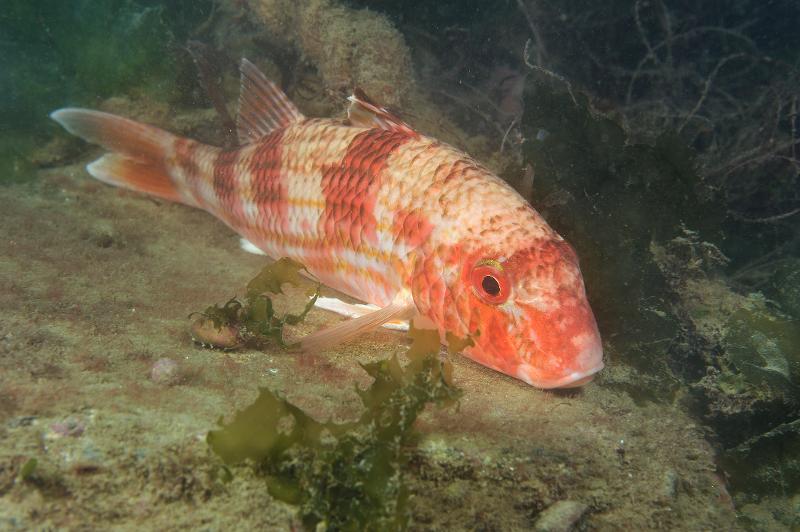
[17,458,37,483]
[367,0,797,504]
[199,259,462,530]
[190,258,320,349]
[3,0,212,124]
[208,326,461,531]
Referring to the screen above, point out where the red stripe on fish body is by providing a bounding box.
[248,130,287,237]
[212,149,241,223]
[318,129,413,293]
[172,138,201,182]
[170,120,406,305]
[168,137,215,207]
[392,209,433,249]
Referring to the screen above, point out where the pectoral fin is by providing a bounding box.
[314,296,409,331]
[300,299,416,353]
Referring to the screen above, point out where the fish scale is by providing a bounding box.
[50,58,605,389]
[190,121,415,306]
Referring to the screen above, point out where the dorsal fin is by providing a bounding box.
[237,58,304,144]
[347,88,418,138]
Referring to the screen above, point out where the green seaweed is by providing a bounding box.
[191,258,320,348]
[207,326,462,531]
[2,0,211,127]
[18,457,38,481]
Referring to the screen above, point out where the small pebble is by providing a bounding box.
[48,417,85,438]
[534,500,588,532]
[150,358,179,385]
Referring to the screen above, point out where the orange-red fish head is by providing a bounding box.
[457,238,604,389]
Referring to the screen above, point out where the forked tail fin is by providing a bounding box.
[50,108,195,205]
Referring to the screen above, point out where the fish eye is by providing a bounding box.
[470,261,510,304]
[482,275,501,296]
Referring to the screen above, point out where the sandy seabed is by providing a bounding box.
[0,164,738,530]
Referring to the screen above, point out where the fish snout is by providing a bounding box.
[516,330,604,389]
[552,339,605,389]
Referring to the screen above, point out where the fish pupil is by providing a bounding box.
[482,275,501,296]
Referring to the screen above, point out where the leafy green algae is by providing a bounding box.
[191,258,320,349]
[18,458,38,482]
[3,0,210,126]
[207,326,462,531]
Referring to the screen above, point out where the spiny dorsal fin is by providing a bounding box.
[347,88,418,137]
[237,58,304,144]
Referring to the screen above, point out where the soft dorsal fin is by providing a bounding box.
[237,58,304,144]
[347,88,418,137]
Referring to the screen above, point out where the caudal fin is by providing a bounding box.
[50,108,191,205]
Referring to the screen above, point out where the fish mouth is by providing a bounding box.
[547,363,604,389]
[516,361,605,389]
[514,337,605,389]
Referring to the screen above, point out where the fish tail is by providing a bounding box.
[50,108,198,205]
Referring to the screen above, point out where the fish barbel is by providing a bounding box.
[51,58,604,388]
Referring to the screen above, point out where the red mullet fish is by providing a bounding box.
[51,58,604,388]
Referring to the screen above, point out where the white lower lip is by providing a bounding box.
[533,362,605,389]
